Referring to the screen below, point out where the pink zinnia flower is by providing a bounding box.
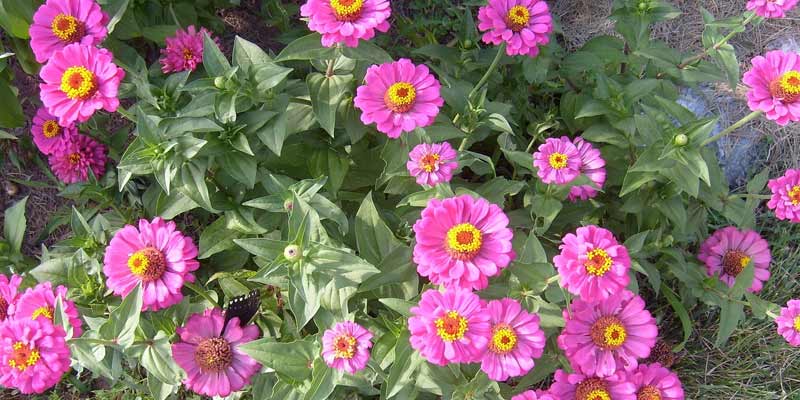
[32,107,76,155]
[767,169,800,223]
[10,281,83,338]
[321,321,373,374]
[512,390,556,400]
[548,369,637,400]
[39,43,124,126]
[533,136,582,185]
[412,194,515,290]
[554,225,631,303]
[408,288,491,366]
[743,50,800,126]
[776,299,800,347]
[29,0,108,63]
[300,0,391,47]
[160,26,217,74]
[568,137,606,201]
[697,226,771,292]
[477,0,553,58]
[627,363,685,400]
[354,58,444,139]
[171,308,261,397]
[407,142,458,186]
[481,298,546,381]
[0,318,71,394]
[48,133,106,184]
[746,0,798,18]
[103,217,200,311]
[558,291,658,377]
[0,274,22,322]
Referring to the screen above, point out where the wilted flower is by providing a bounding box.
[697,226,771,292]
[322,321,373,374]
[29,0,108,63]
[48,134,107,184]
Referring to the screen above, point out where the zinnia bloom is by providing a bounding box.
[746,0,798,18]
[407,142,458,186]
[554,225,631,303]
[32,107,76,155]
[568,137,606,201]
[160,26,216,74]
[533,136,582,185]
[558,291,658,377]
[354,58,444,139]
[743,50,800,126]
[776,299,800,347]
[321,321,373,374]
[548,369,637,400]
[11,281,83,337]
[0,274,22,322]
[29,0,108,63]
[103,217,200,311]
[697,226,771,292]
[171,308,261,397]
[627,363,685,400]
[512,391,556,400]
[477,0,553,58]
[481,298,546,382]
[408,288,491,365]
[48,133,107,184]
[412,194,515,290]
[767,169,800,223]
[0,318,71,394]
[39,43,124,126]
[300,0,391,47]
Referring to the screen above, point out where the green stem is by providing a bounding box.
[678,12,756,68]
[734,193,772,200]
[467,42,507,101]
[458,137,469,152]
[68,338,117,346]
[184,281,220,308]
[701,110,763,146]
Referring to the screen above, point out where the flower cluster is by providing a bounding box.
[533,136,607,201]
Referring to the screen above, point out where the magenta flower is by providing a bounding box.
[39,43,124,126]
[322,321,373,374]
[29,0,108,63]
[480,298,546,381]
[172,308,261,397]
[354,58,444,139]
[103,217,200,311]
[554,225,631,303]
[627,363,685,400]
[533,136,582,185]
[743,50,800,126]
[160,26,217,74]
[697,226,771,292]
[776,299,800,347]
[300,0,391,47]
[408,288,491,366]
[0,318,71,394]
[569,137,606,201]
[767,169,800,223]
[407,142,458,186]
[511,391,556,400]
[558,291,658,377]
[10,282,83,338]
[477,0,553,58]
[548,369,637,400]
[746,0,798,18]
[32,107,76,155]
[48,133,106,184]
[0,274,22,322]
[412,195,515,291]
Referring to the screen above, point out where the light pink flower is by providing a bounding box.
[746,0,798,18]
[480,298,546,382]
[776,299,800,347]
[0,318,71,394]
[548,369,637,400]
[160,26,217,74]
[322,321,373,374]
[627,363,685,400]
[48,133,107,184]
[697,226,771,292]
[477,0,553,58]
[0,274,22,322]
[533,136,581,184]
[568,137,606,201]
[743,50,800,126]
[10,281,83,337]
[103,217,200,311]
[354,58,444,139]
[29,0,108,63]
[300,0,391,47]
[407,142,458,186]
[32,107,76,155]
[767,169,800,222]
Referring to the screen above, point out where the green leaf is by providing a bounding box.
[233,36,273,71]
[340,40,392,64]
[746,168,770,194]
[105,0,131,35]
[729,263,754,299]
[355,192,402,265]
[307,73,352,136]
[254,63,294,94]
[661,284,692,352]
[531,195,562,234]
[289,270,322,329]
[308,148,350,195]
[304,358,341,400]
[100,283,143,348]
[202,33,230,77]
[218,152,257,189]
[215,91,237,124]
[379,298,415,317]
[137,331,182,384]
[3,195,26,253]
[0,0,34,39]
[70,339,117,380]
[29,258,70,287]
[623,231,649,255]
[198,217,242,259]
[0,79,24,128]
[53,296,74,339]
[179,160,214,211]
[716,300,744,347]
[276,33,337,61]
[384,331,424,398]
[234,237,287,259]
[239,337,320,381]
[486,113,513,134]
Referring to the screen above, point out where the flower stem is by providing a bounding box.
[734,193,772,200]
[184,281,220,308]
[678,12,756,69]
[467,42,507,101]
[701,110,763,147]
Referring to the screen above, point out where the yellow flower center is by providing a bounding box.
[445,223,483,260]
[435,311,468,342]
[333,333,357,359]
[584,248,613,277]
[591,316,627,350]
[794,316,800,333]
[721,250,750,277]
[576,378,611,400]
[194,337,232,372]
[384,82,417,113]
[506,5,530,32]
[31,306,54,322]
[548,152,568,169]
[488,323,517,354]
[769,71,800,103]
[42,120,62,138]
[637,385,663,400]
[183,48,194,60]
[60,66,98,100]
[8,342,40,372]
[419,153,441,173]
[330,0,364,21]
[127,247,167,282]
[789,185,800,205]
[68,153,81,166]
[51,13,85,43]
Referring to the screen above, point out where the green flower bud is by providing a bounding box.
[284,244,301,262]
[213,76,226,89]
[673,134,689,146]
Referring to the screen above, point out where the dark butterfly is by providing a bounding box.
[223,289,260,328]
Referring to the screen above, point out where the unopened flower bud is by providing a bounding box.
[673,134,688,146]
[284,244,301,261]
[214,76,226,89]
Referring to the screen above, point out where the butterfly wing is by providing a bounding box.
[224,289,260,328]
